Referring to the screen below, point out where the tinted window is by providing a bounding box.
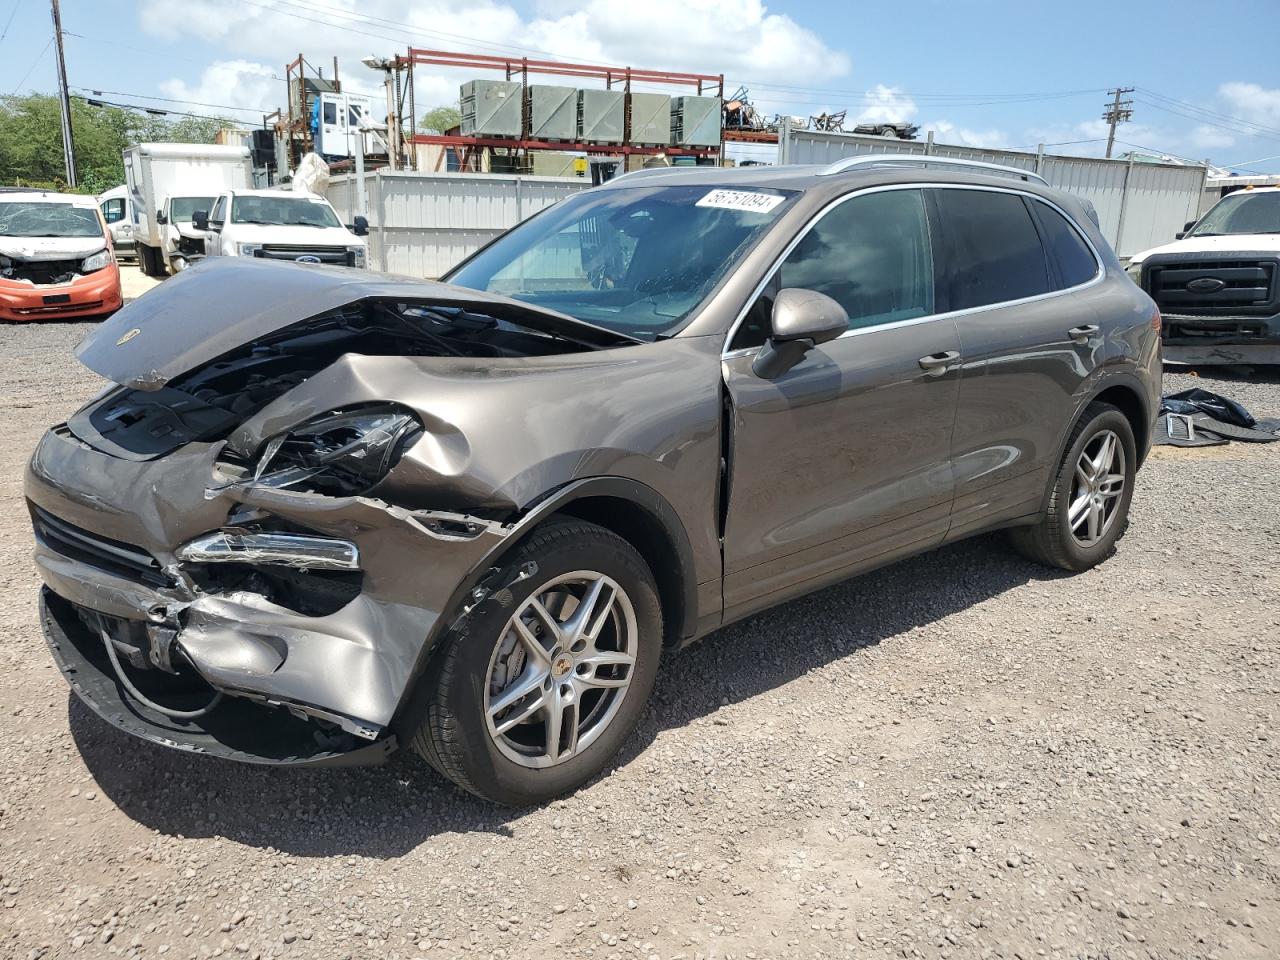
[1032,202,1098,289]
[935,190,1049,310]
[100,198,125,223]
[322,102,338,125]
[730,189,934,350]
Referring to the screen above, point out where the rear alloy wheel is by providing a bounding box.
[1009,402,1137,571]
[411,519,662,805]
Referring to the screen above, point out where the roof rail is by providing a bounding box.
[817,154,1048,186]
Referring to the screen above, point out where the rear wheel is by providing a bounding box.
[1009,402,1136,571]
[411,519,662,805]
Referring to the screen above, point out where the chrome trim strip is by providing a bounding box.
[720,182,1106,359]
[817,154,1048,185]
[176,530,361,571]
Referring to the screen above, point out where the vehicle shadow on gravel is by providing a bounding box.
[70,533,1061,857]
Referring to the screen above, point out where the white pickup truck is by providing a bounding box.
[1127,186,1280,364]
[193,189,369,268]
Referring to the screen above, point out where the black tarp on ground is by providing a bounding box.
[1155,388,1280,447]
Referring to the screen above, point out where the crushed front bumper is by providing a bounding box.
[26,425,515,765]
[0,264,123,321]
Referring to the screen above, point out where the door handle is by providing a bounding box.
[1068,324,1100,344]
[918,350,960,376]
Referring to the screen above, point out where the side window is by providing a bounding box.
[322,101,339,125]
[934,189,1050,310]
[729,189,934,351]
[210,196,226,224]
[1030,201,1099,290]
[100,198,124,224]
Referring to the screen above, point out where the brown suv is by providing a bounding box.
[29,156,1161,804]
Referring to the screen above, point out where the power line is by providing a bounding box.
[73,86,265,115]
[79,94,237,124]
[1134,96,1280,143]
[0,0,20,45]
[1137,87,1280,139]
[10,37,52,94]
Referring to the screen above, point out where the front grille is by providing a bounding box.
[30,503,174,589]
[12,299,102,316]
[1147,259,1278,317]
[254,245,352,266]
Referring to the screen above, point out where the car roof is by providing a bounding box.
[0,190,98,208]
[230,188,325,198]
[596,162,1065,204]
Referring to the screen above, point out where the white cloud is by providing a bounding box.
[854,84,916,125]
[139,0,851,118]
[159,61,279,114]
[923,120,1007,150]
[1218,82,1280,128]
[1189,124,1235,151]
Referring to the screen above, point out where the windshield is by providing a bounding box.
[446,184,797,340]
[1190,191,1280,237]
[231,195,342,228]
[0,201,103,238]
[171,197,216,222]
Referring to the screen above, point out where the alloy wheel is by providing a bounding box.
[484,571,638,769]
[1068,429,1126,547]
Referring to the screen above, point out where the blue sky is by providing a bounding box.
[3,0,1279,170]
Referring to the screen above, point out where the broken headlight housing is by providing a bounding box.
[251,405,422,496]
[81,249,113,273]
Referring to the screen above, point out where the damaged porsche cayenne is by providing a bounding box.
[29,159,1161,804]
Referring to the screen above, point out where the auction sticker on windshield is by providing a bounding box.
[695,190,786,214]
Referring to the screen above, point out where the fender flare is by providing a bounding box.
[389,476,699,733]
[1037,369,1153,514]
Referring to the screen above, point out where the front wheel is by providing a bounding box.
[411,519,663,805]
[1009,402,1137,571]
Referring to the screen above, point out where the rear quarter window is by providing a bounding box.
[1030,201,1100,289]
[935,189,1050,310]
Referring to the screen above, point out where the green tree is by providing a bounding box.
[420,105,461,134]
[0,94,231,193]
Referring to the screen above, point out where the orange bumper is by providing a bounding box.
[0,263,123,322]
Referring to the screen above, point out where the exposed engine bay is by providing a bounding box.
[68,297,597,461]
[1,256,83,286]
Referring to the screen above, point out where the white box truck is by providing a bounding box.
[123,143,252,277]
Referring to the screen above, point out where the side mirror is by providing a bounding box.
[1176,219,1196,240]
[156,210,168,225]
[192,210,209,231]
[351,215,369,237]
[752,288,849,379]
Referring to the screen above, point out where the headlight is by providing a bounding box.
[81,249,113,273]
[251,405,422,496]
[349,246,367,267]
[237,243,263,257]
[1125,261,1144,283]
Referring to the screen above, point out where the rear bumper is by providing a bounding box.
[0,264,123,321]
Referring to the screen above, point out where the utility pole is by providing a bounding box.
[1102,87,1134,160]
[49,0,76,186]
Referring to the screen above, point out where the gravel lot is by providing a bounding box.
[2,320,1278,960]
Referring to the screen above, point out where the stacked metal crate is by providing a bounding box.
[577,89,625,144]
[527,85,578,141]
[671,96,722,147]
[629,93,672,146]
[460,80,523,137]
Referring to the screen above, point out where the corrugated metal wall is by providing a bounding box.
[327,170,589,278]
[780,128,1207,258]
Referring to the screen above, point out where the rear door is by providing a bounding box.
[933,187,1105,537]
[721,187,961,617]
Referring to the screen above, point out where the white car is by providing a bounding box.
[194,189,369,269]
[1127,186,1280,364]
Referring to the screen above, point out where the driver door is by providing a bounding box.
[721,188,961,617]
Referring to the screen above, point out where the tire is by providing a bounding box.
[138,244,159,277]
[410,518,663,805]
[1009,402,1137,572]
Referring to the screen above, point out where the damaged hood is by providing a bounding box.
[0,236,106,261]
[76,257,638,390]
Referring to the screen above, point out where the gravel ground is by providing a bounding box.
[1,321,1278,960]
